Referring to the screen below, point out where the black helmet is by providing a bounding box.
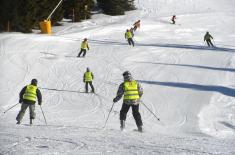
[123,71,131,77]
[86,67,90,71]
[123,71,132,81]
[31,79,38,85]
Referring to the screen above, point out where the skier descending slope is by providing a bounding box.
[133,20,141,31]
[204,31,214,47]
[113,71,143,132]
[83,67,95,93]
[16,79,42,125]
[171,15,176,24]
[125,29,135,47]
[77,38,90,57]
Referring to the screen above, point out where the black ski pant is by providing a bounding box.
[127,38,134,47]
[85,81,94,92]
[120,103,143,127]
[206,39,214,47]
[78,49,87,57]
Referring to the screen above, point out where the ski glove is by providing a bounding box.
[113,97,118,103]
[38,102,42,105]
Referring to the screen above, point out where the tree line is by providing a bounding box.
[0,0,135,33]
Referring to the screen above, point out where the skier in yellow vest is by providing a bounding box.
[83,67,95,93]
[125,29,134,47]
[78,38,90,57]
[16,79,42,125]
[113,71,143,132]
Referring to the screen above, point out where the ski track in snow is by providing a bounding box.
[1,0,235,154]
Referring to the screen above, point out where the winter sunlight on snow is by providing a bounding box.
[1,0,235,154]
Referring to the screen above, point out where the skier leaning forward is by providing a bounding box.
[204,31,214,47]
[113,71,143,132]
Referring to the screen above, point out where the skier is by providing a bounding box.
[133,20,140,31]
[77,38,89,57]
[113,71,144,132]
[171,15,176,24]
[125,29,135,47]
[83,67,95,93]
[16,79,42,125]
[204,31,214,47]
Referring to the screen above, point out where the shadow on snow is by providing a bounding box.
[135,61,235,73]
[138,80,235,97]
[89,39,235,52]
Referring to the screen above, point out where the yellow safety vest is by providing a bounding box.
[85,72,93,82]
[23,85,37,102]
[81,41,88,49]
[123,80,139,100]
[125,31,133,39]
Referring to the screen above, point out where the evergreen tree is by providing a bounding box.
[63,0,94,22]
[0,0,16,32]
[15,0,37,33]
[35,0,64,26]
[97,0,135,16]
[0,0,95,33]
[0,0,36,33]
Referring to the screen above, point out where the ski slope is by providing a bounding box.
[1,0,235,154]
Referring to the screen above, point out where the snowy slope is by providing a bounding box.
[1,0,235,154]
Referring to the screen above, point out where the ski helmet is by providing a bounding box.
[31,79,38,85]
[123,71,132,81]
[87,67,90,71]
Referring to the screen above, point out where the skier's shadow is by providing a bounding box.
[138,80,235,97]
[89,39,127,46]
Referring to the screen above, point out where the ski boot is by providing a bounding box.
[137,126,143,132]
[30,119,33,125]
[120,120,125,131]
[16,121,21,125]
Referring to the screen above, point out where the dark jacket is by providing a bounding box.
[19,85,42,105]
[204,33,213,41]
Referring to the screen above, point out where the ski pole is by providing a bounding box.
[3,103,20,114]
[40,105,47,125]
[103,102,115,128]
[141,101,160,121]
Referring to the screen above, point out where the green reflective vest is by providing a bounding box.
[125,31,133,39]
[23,85,37,102]
[85,71,93,82]
[123,80,139,100]
[81,41,88,49]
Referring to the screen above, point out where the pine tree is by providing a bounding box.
[0,0,16,32]
[13,0,37,33]
[35,0,64,26]
[63,0,94,22]
[97,0,135,16]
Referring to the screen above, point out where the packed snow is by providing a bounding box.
[1,0,235,154]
